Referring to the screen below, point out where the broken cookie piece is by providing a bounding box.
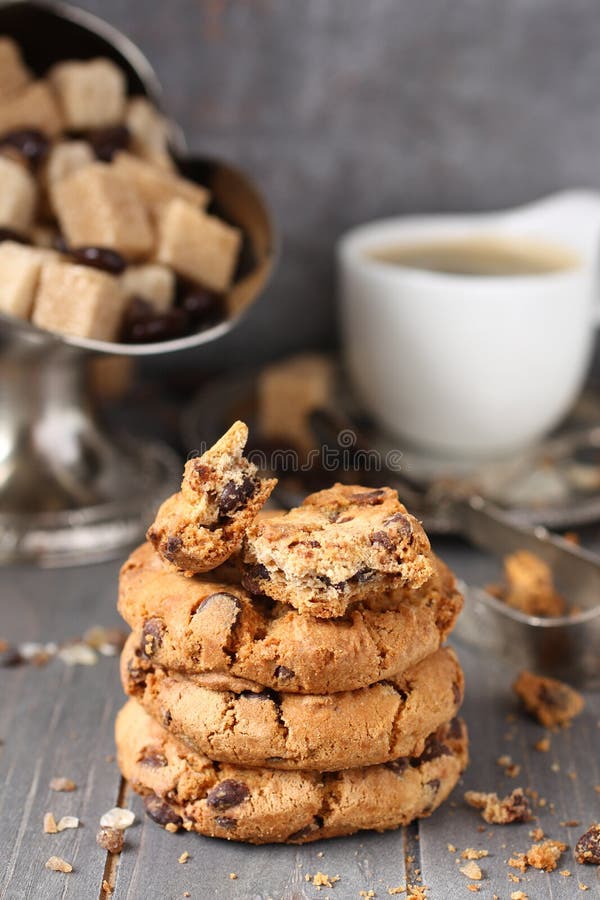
[488,550,567,617]
[575,824,600,864]
[464,788,531,824]
[242,484,433,618]
[147,421,276,575]
[512,670,584,729]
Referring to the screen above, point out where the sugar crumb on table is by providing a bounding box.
[49,776,76,792]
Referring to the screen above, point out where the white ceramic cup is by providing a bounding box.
[338,191,600,458]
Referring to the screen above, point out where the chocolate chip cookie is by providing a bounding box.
[121,640,464,770]
[119,542,462,694]
[116,699,469,844]
[147,421,276,575]
[242,483,433,617]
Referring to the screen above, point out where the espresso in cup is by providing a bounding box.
[367,235,578,277]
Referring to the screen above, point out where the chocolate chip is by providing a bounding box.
[163,709,172,727]
[127,655,147,688]
[371,530,394,550]
[0,227,28,245]
[575,824,600,864]
[219,475,257,517]
[240,688,281,704]
[386,757,410,776]
[69,246,126,274]
[141,618,165,659]
[89,124,130,161]
[163,535,182,560]
[447,717,463,740]
[383,513,413,538]
[143,794,183,828]
[412,734,452,765]
[538,683,571,710]
[242,563,270,595]
[214,816,236,829]
[139,749,168,768]
[426,778,441,794]
[0,128,49,167]
[288,816,324,841]
[274,665,295,682]
[348,567,375,584]
[452,681,462,705]
[350,489,386,505]
[206,779,250,810]
[196,591,241,619]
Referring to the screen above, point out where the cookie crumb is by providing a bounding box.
[387,889,406,896]
[529,827,544,841]
[510,892,528,900]
[447,843,456,853]
[466,887,480,894]
[43,812,58,834]
[559,870,571,877]
[229,873,237,880]
[579,884,589,892]
[179,851,190,864]
[96,826,124,854]
[534,736,551,752]
[459,861,482,880]
[311,872,340,888]
[574,824,600,864]
[165,822,179,833]
[560,819,580,827]
[461,849,488,860]
[45,856,73,873]
[102,880,113,895]
[57,816,79,831]
[513,670,584,728]
[359,892,375,898]
[464,788,531,824]
[49,777,76,792]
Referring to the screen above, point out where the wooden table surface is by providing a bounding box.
[1,535,599,900]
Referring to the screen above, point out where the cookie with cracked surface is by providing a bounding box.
[121,640,464,771]
[119,542,462,694]
[242,483,433,617]
[116,699,469,844]
[147,421,276,575]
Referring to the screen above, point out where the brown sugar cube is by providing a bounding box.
[44,141,95,213]
[513,670,584,728]
[125,97,174,170]
[0,81,63,137]
[49,58,126,129]
[0,155,37,233]
[156,199,241,292]
[53,163,153,259]
[0,37,32,100]
[113,152,209,216]
[120,263,175,312]
[0,242,57,318]
[32,261,126,341]
[258,353,336,452]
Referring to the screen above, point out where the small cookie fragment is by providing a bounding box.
[96,826,124,854]
[49,58,126,129]
[49,776,77,792]
[489,550,567,617]
[459,861,482,880]
[575,824,600,864]
[513,670,584,729]
[45,856,73,873]
[156,198,241,292]
[526,839,568,871]
[148,421,276,575]
[32,261,126,341]
[464,788,531,824]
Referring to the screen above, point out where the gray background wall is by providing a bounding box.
[75,0,600,370]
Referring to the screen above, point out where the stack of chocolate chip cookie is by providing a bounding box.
[115,421,468,844]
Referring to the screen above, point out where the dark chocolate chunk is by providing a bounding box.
[139,749,168,768]
[288,816,324,841]
[206,779,250,810]
[452,681,462,706]
[0,227,28,245]
[141,618,165,658]
[447,717,463,740]
[349,489,386,505]
[214,816,236,829]
[348,567,375,584]
[195,591,241,620]
[242,563,271,595]
[426,778,441,794]
[0,128,49,167]
[164,535,182,559]
[274,665,295,682]
[89,124,130,161]
[122,302,189,343]
[127,655,147,688]
[163,709,172,727]
[219,475,258,517]
[0,644,23,667]
[69,245,126,274]
[575,824,600,864]
[180,287,224,328]
[371,530,394,550]
[143,794,183,828]
[385,757,410,776]
[412,734,452,766]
